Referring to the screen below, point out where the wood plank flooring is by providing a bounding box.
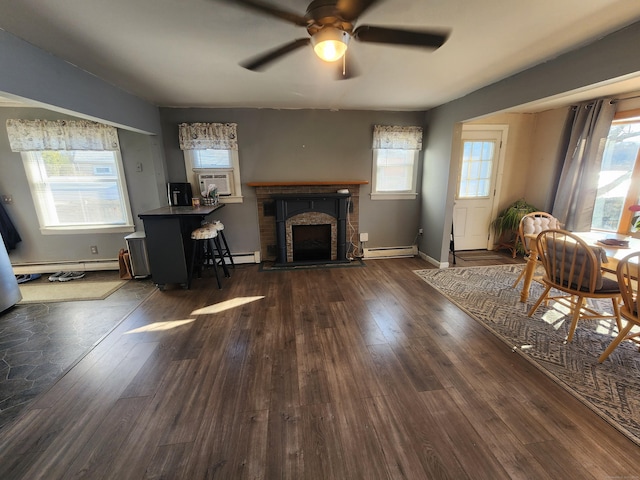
[1,257,639,479]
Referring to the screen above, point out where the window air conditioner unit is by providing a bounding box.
[198,171,233,196]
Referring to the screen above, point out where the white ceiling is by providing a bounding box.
[2,0,640,111]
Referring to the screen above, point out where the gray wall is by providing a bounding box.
[0,29,167,266]
[0,105,427,266]
[4,17,640,266]
[0,26,430,264]
[421,20,640,265]
[0,29,161,136]
[0,108,167,264]
[160,108,426,254]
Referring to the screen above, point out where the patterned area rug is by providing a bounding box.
[414,264,640,446]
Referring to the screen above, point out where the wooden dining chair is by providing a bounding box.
[527,229,622,343]
[512,211,561,288]
[598,251,640,362]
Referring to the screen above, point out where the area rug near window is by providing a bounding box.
[18,279,127,304]
[414,265,640,446]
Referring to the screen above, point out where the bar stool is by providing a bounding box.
[209,221,234,275]
[188,225,223,289]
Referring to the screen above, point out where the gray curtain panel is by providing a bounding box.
[552,99,615,231]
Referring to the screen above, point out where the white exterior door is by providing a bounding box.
[453,127,505,251]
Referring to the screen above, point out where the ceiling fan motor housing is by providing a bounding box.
[305,0,354,36]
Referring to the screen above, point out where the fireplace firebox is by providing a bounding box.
[292,224,331,261]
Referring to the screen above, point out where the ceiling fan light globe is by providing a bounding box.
[314,40,347,62]
[311,28,350,62]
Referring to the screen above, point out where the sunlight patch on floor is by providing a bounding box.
[540,300,620,337]
[191,296,265,315]
[125,319,195,334]
[541,304,569,330]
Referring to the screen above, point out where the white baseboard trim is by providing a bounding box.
[363,245,418,259]
[418,250,449,269]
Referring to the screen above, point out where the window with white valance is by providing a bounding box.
[178,122,243,202]
[371,125,423,200]
[6,119,121,151]
[178,122,238,150]
[5,119,134,234]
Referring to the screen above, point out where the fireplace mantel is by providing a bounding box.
[247,180,367,187]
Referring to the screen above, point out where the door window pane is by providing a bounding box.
[458,140,495,198]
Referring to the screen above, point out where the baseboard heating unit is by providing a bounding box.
[228,251,261,264]
[11,260,120,275]
[363,245,418,259]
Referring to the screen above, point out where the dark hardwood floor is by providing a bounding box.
[0,271,156,429]
[0,255,638,479]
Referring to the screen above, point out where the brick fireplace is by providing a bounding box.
[248,182,365,264]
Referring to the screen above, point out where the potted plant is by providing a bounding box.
[629,204,640,233]
[490,198,539,256]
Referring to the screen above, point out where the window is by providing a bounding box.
[179,123,243,203]
[6,119,134,235]
[591,111,640,235]
[190,149,232,169]
[21,150,134,233]
[371,125,422,200]
[372,149,419,197]
[183,149,239,199]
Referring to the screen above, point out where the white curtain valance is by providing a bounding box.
[178,123,238,150]
[372,125,423,150]
[6,119,120,152]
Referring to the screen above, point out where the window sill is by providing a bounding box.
[219,195,244,204]
[370,192,418,200]
[40,225,135,235]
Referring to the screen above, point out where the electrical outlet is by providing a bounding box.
[418,228,424,235]
[90,245,99,254]
[359,232,369,242]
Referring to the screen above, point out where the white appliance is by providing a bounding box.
[0,233,21,312]
[124,232,151,278]
[198,171,233,196]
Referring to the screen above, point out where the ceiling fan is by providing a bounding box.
[218,0,450,79]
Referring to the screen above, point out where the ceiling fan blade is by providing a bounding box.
[218,0,308,26]
[336,0,381,22]
[354,25,449,49]
[241,38,311,71]
[335,54,359,80]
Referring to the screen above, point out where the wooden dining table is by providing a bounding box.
[519,231,640,302]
